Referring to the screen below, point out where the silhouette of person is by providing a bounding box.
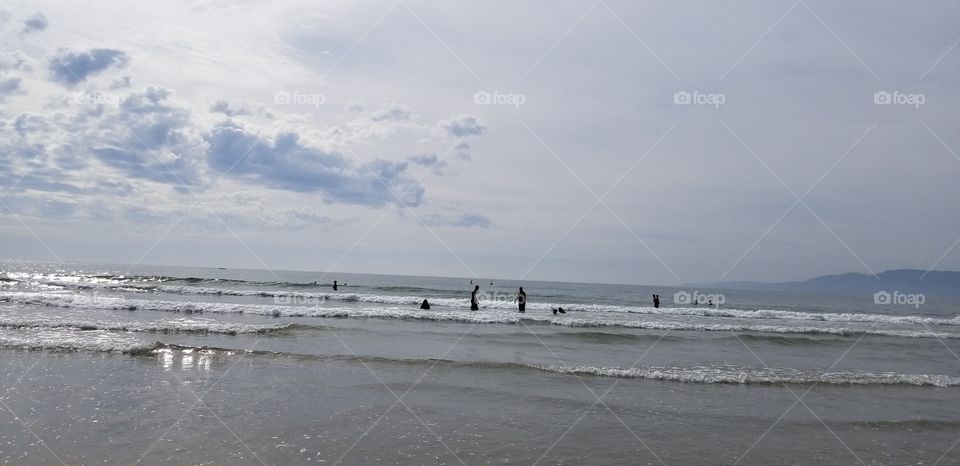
[708,299,713,306]
[552,307,566,315]
[420,299,431,310]
[470,285,480,311]
[333,280,338,291]
[489,281,494,286]
[515,287,527,313]
[653,294,660,309]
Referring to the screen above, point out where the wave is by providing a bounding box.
[0,328,157,353]
[530,364,960,387]
[26,279,960,328]
[0,326,955,387]
[143,345,960,387]
[4,291,959,340]
[0,316,290,335]
[46,280,960,327]
[18,272,960,328]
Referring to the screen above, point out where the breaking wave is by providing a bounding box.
[2,291,958,339]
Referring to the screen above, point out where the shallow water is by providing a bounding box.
[0,262,958,464]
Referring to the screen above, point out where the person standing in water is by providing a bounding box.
[653,294,660,309]
[515,287,527,313]
[333,280,338,291]
[470,285,480,311]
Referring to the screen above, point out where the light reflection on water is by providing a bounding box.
[156,348,212,372]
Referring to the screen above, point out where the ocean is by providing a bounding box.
[0,261,958,465]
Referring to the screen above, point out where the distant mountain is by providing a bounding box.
[697,269,960,296]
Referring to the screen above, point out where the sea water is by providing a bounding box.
[0,261,958,464]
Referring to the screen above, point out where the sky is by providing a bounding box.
[0,0,958,285]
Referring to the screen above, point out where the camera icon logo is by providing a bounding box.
[673,291,691,305]
[473,91,492,105]
[873,291,891,305]
[673,91,691,105]
[873,91,891,105]
[274,91,291,105]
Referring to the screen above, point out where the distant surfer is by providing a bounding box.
[470,285,480,311]
[333,280,338,291]
[489,281,493,286]
[515,287,526,313]
[420,299,431,310]
[552,307,566,315]
[653,294,660,309]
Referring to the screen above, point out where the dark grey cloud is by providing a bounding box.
[23,13,48,32]
[206,121,424,206]
[48,48,128,86]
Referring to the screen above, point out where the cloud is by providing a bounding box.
[0,77,21,100]
[425,213,493,229]
[87,87,208,188]
[22,13,48,32]
[1,86,208,194]
[210,100,273,118]
[431,115,486,160]
[408,153,445,168]
[0,53,30,72]
[48,48,128,85]
[210,100,249,116]
[439,114,485,138]
[205,121,424,206]
[280,208,337,230]
[369,102,412,122]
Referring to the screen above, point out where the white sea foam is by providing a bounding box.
[21,274,960,327]
[66,282,960,327]
[3,291,959,339]
[0,328,155,353]
[531,364,960,387]
[0,315,289,334]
